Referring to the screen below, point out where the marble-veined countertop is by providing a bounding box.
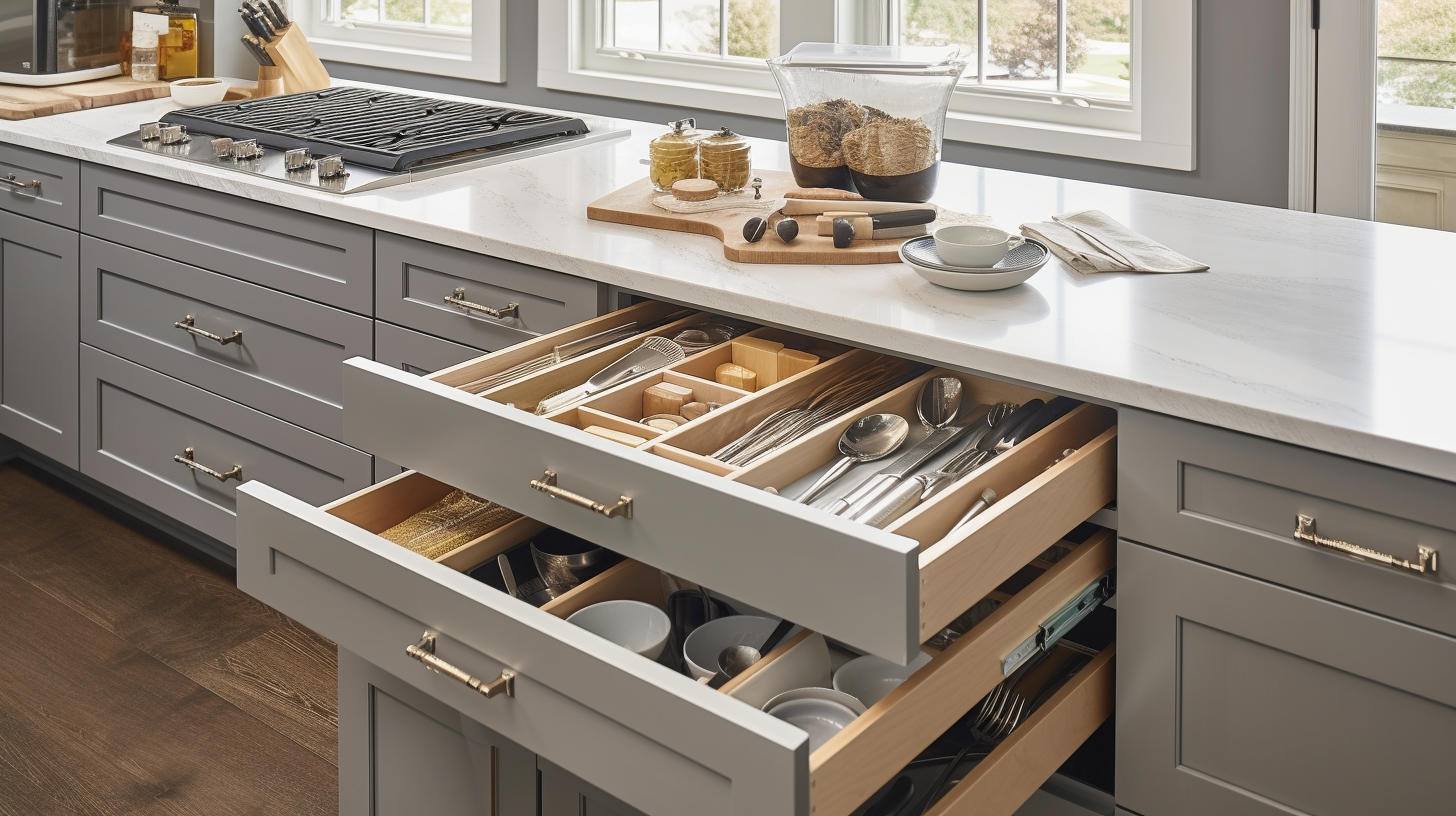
[5,82,1456,483]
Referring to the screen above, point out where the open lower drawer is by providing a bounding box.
[236,471,1114,816]
[342,300,1117,663]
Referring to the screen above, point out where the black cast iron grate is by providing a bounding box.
[160,87,590,172]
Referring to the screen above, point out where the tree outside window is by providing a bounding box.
[1379,0,1456,109]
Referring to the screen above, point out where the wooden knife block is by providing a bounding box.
[261,25,331,95]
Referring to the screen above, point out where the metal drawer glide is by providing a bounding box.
[1002,569,1114,675]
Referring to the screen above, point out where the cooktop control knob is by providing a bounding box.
[211,138,235,159]
[138,122,163,142]
[231,139,263,160]
[315,155,348,179]
[284,148,314,172]
[159,125,190,145]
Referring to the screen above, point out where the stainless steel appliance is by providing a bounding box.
[108,87,631,194]
[0,0,129,85]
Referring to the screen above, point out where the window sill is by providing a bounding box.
[537,65,1194,171]
[312,38,504,83]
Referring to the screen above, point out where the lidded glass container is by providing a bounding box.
[648,118,701,193]
[767,43,966,202]
[698,126,752,193]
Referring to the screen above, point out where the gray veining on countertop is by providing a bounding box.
[6,81,1456,483]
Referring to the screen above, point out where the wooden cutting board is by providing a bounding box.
[0,76,171,121]
[587,170,940,265]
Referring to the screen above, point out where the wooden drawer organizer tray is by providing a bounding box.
[323,470,1115,816]
[429,300,1118,648]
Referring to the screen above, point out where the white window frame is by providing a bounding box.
[538,0,1194,170]
[289,0,505,82]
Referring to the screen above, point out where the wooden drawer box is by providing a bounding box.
[80,166,374,312]
[78,345,372,546]
[375,233,604,351]
[0,143,79,229]
[237,470,1115,816]
[80,237,374,440]
[340,301,1118,663]
[1119,407,1456,638]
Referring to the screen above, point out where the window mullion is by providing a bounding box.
[658,0,665,52]
[720,0,728,57]
[977,0,987,83]
[1056,0,1066,92]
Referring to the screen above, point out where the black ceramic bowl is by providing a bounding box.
[788,155,856,192]
[848,162,939,203]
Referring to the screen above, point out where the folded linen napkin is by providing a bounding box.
[1021,210,1209,274]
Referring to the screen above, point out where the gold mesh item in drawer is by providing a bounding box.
[381,490,521,560]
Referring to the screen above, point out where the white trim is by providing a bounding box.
[1313,0,1376,219]
[1288,0,1316,212]
[294,0,505,82]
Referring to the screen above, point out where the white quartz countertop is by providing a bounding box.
[6,83,1456,483]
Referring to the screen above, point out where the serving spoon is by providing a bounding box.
[794,413,910,504]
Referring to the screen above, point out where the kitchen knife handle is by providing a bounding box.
[1007,397,1081,445]
[872,209,938,229]
[852,477,929,528]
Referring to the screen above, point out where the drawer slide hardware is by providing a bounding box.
[173,447,243,482]
[2,174,41,199]
[175,315,243,346]
[1295,514,1438,574]
[445,288,520,320]
[1002,569,1114,676]
[530,470,633,519]
[406,632,516,698]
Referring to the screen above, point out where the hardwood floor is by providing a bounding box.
[0,462,338,816]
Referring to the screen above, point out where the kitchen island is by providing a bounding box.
[3,82,1453,816]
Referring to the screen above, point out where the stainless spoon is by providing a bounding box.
[829,377,965,515]
[794,413,910,504]
[711,618,797,688]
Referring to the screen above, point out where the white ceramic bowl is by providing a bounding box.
[682,615,776,680]
[762,687,867,752]
[566,600,671,660]
[169,77,228,107]
[832,650,933,707]
[906,256,1047,291]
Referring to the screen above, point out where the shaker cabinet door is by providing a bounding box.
[0,210,78,468]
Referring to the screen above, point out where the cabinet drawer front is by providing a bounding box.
[0,211,79,468]
[80,166,373,312]
[236,481,806,816]
[78,346,372,545]
[80,237,373,439]
[375,233,602,350]
[1117,540,1456,816]
[1120,407,1456,637]
[0,144,79,229]
[375,321,484,376]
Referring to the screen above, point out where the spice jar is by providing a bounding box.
[698,126,752,193]
[648,118,701,193]
[130,30,160,81]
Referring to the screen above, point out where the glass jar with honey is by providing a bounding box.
[698,126,752,193]
[648,118,700,193]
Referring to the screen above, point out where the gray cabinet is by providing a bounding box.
[372,322,485,480]
[0,143,79,229]
[539,758,649,816]
[1116,539,1456,816]
[339,647,537,816]
[0,209,78,468]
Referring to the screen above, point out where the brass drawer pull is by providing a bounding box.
[406,632,516,698]
[445,288,520,320]
[2,173,41,198]
[529,470,633,519]
[175,315,243,346]
[173,446,243,482]
[1294,514,1438,574]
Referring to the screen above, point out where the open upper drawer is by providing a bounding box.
[341,300,1117,663]
[236,471,1114,816]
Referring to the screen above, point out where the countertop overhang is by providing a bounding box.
[5,82,1456,483]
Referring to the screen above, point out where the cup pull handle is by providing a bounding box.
[529,470,633,519]
[1,174,40,198]
[406,632,516,698]
[445,288,520,320]
[1294,514,1437,574]
[173,446,243,482]
[175,315,243,346]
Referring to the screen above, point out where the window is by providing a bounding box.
[540,0,1193,169]
[1377,0,1456,110]
[290,0,504,81]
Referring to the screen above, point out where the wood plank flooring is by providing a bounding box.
[0,462,337,816]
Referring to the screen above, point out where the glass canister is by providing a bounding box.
[648,118,701,193]
[767,43,966,202]
[698,126,752,193]
[137,2,200,80]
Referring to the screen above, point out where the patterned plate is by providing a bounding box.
[900,236,1049,273]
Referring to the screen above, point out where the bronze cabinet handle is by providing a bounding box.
[175,315,243,346]
[1,174,41,199]
[1294,514,1437,574]
[173,447,243,483]
[529,470,633,519]
[444,288,520,320]
[406,632,515,698]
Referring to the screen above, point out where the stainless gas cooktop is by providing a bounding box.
[109,88,628,194]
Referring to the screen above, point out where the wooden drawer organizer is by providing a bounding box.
[343,300,1117,663]
[287,469,1114,816]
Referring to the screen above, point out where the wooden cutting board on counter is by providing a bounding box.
[0,77,171,121]
[587,170,942,265]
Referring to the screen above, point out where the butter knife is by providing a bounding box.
[850,437,995,528]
